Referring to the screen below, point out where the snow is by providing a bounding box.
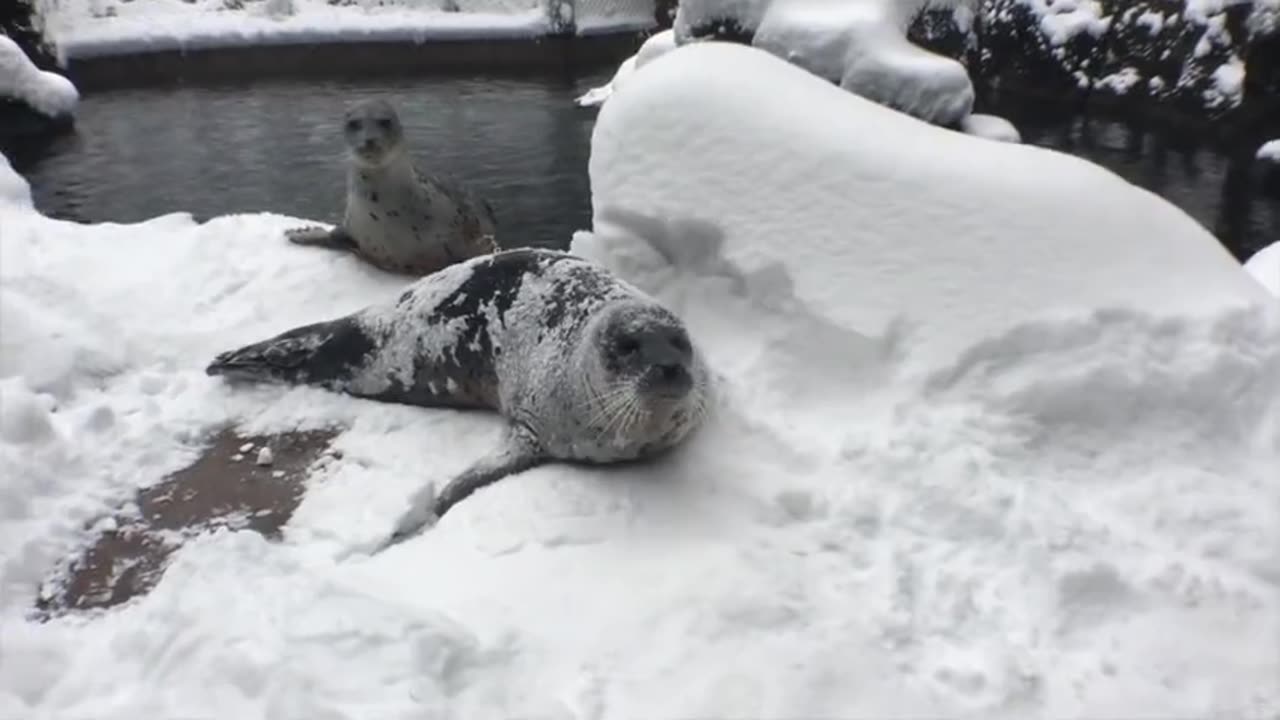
[32,0,654,58]
[1258,138,1280,163]
[749,0,975,126]
[0,35,79,118]
[1246,241,1280,298]
[3,38,1280,719]
[959,113,1021,143]
[1205,56,1246,108]
[575,29,676,107]
[1027,0,1109,46]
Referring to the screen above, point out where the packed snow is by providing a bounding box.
[1259,138,1280,163]
[2,39,1279,720]
[1247,241,1280,298]
[0,34,79,118]
[31,0,654,58]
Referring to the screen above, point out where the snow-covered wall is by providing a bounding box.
[30,0,656,58]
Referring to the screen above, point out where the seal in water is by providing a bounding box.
[285,99,499,275]
[206,248,711,547]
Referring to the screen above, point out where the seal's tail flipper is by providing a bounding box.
[206,317,373,389]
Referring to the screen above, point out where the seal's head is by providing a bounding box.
[343,99,405,168]
[579,300,710,450]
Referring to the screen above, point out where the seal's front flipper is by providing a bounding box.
[286,225,356,251]
[377,427,545,551]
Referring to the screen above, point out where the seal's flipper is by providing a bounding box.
[205,317,375,390]
[377,426,546,551]
[286,225,356,251]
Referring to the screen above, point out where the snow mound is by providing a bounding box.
[587,41,1267,363]
[1246,241,1280,298]
[2,40,1279,718]
[32,0,653,58]
[0,35,79,118]
[959,112,1021,143]
[1258,139,1280,164]
[576,28,676,107]
[672,0,975,126]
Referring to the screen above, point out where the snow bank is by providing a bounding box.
[3,40,1280,719]
[1246,241,1280,298]
[32,0,653,58]
[1259,138,1280,163]
[0,35,78,118]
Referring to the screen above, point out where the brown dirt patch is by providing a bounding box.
[36,426,339,616]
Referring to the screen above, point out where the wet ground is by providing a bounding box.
[37,428,338,614]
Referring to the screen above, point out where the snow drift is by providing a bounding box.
[2,39,1279,719]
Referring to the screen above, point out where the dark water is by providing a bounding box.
[6,71,1279,261]
[5,70,615,249]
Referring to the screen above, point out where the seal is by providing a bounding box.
[205,248,711,547]
[285,98,499,275]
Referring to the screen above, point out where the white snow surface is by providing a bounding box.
[3,39,1280,719]
[0,34,79,118]
[1246,241,1280,298]
[1258,138,1280,163]
[32,0,653,58]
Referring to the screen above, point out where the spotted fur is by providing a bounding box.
[207,248,712,546]
[285,98,498,276]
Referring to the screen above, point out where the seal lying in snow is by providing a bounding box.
[285,99,499,276]
[206,248,712,547]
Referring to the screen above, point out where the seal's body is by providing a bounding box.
[286,99,498,275]
[207,248,711,546]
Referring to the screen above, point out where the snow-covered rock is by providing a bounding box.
[1259,138,1280,163]
[584,41,1267,361]
[959,112,1021,143]
[2,39,1279,720]
[1246,241,1280,297]
[673,0,976,126]
[0,33,78,120]
[576,28,676,107]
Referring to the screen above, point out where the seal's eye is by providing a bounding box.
[671,335,690,353]
[616,337,640,355]
[377,118,393,130]
[345,119,360,132]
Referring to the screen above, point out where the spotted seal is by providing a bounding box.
[205,248,712,547]
[285,99,499,276]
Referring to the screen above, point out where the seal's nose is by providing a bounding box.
[361,138,378,153]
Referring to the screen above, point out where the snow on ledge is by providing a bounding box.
[0,35,79,118]
[583,41,1268,365]
[35,0,654,60]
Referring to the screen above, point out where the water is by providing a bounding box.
[5,71,614,249]
[6,71,1279,261]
